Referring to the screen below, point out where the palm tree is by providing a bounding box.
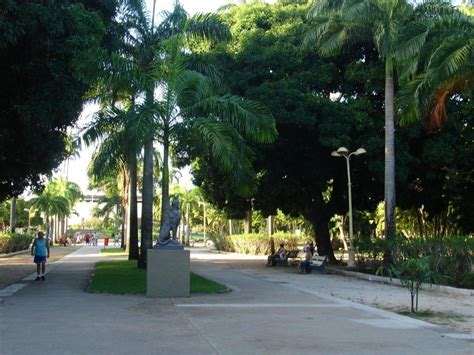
[30,180,75,242]
[83,104,142,259]
[397,3,473,130]
[117,1,276,268]
[306,0,454,265]
[82,1,276,268]
[52,178,82,237]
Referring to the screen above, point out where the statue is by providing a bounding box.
[155,196,183,250]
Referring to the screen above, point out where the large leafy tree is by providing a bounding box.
[190,0,387,261]
[0,0,117,201]
[306,0,458,264]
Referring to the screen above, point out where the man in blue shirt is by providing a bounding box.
[31,231,50,281]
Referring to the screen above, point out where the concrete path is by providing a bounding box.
[0,246,472,355]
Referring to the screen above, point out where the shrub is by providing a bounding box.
[359,234,473,289]
[210,233,304,255]
[0,233,34,254]
[388,256,444,313]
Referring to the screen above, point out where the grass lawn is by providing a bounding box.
[89,260,228,295]
[101,248,127,256]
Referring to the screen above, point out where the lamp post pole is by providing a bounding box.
[345,154,355,267]
[332,147,366,267]
[199,201,207,242]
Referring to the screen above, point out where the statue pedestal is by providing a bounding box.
[147,249,190,298]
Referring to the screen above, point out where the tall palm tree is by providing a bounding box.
[83,104,142,259]
[83,1,276,268]
[118,1,276,268]
[306,0,453,264]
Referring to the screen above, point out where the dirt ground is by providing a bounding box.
[0,246,80,289]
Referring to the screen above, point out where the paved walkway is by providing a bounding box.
[0,246,472,355]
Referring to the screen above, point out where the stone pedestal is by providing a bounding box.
[147,249,190,298]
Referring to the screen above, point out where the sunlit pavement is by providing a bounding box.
[0,246,472,355]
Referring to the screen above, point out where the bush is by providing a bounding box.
[356,234,473,289]
[210,233,304,255]
[0,233,34,254]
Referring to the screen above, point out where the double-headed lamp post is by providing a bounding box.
[331,147,366,267]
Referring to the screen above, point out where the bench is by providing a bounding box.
[276,250,300,266]
[310,255,327,273]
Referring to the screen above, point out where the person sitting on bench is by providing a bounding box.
[299,246,313,274]
[267,244,287,266]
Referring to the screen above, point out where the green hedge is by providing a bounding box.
[0,233,34,254]
[355,234,474,289]
[210,233,306,255]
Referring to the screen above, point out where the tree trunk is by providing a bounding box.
[185,203,190,246]
[267,215,274,236]
[121,206,126,248]
[244,210,252,234]
[338,215,348,251]
[416,208,424,238]
[160,125,170,227]
[228,219,233,235]
[9,196,16,233]
[384,61,396,266]
[138,138,154,269]
[128,152,139,260]
[311,214,336,263]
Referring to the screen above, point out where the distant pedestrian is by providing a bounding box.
[113,233,119,246]
[31,231,50,281]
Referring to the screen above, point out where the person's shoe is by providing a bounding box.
[35,276,41,281]
[41,276,45,281]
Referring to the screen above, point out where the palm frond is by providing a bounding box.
[191,119,238,172]
[193,95,277,144]
[184,13,231,43]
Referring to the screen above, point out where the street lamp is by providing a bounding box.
[198,201,207,242]
[331,147,366,267]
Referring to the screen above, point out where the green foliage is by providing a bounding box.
[0,0,116,200]
[387,257,443,313]
[88,260,227,294]
[0,233,33,254]
[194,0,385,261]
[210,233,303,255]
[360,234,473,289]
[0,198,40,229]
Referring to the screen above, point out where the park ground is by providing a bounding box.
[0,244,472,354]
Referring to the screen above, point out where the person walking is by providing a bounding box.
[31,231,50,281]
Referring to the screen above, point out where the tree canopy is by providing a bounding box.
[0,0,116,201]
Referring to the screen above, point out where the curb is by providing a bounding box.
[327,266,474,297]
[0,249,30,258]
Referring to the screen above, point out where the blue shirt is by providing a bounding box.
[33,238,48,257]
